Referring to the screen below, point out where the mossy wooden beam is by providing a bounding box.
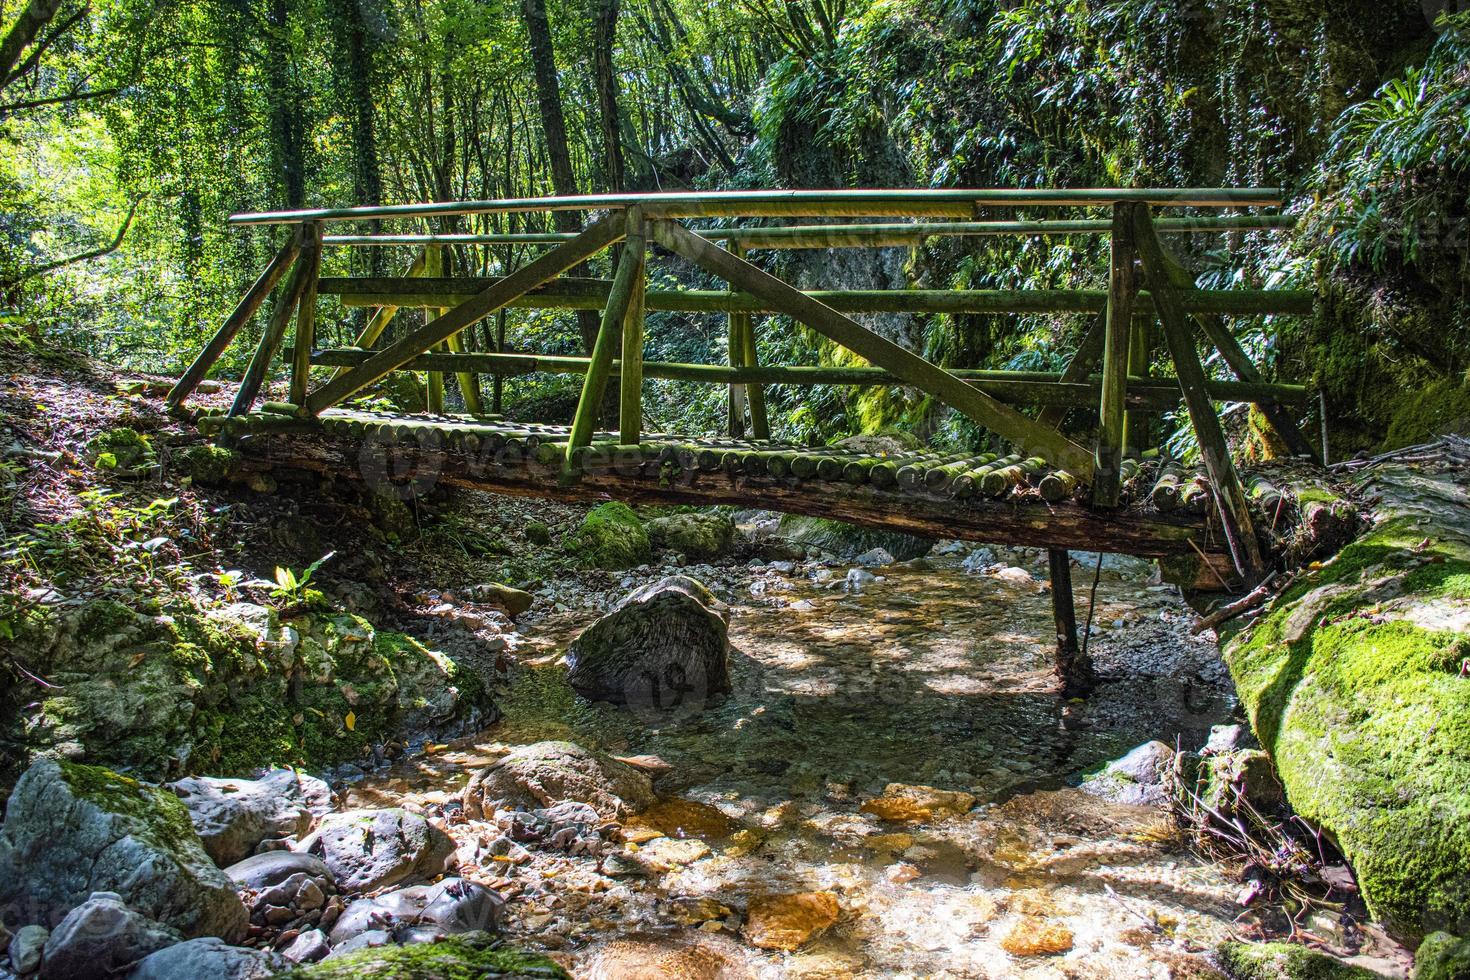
[648,217,1096,477]
[303,212,626,415]
[230,188,1285,225]
[1133,204,1265,582]
[323,278,1315,317]
[229,225,317,418]
[1124,317,1154,455]
[288,222,323,408]
[741,310,770,439]
[618,213,647,444]
[566,209,643,477]
[726,242,748,437]
[1095,204,1137,507]
[168,230,302,408]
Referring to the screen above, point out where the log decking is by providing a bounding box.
[169,187,1327,688]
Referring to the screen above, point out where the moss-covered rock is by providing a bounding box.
[179,443,239,485]
[646,511,736,561]
[1414,932,1470,980]
[1222,463,1470,941]
[1215,941,1387,979]
[12,599,494,782]
[567,502,650,570]
[1384,379,1470,451]
[276,932,570,978]
[84,426,157,475]
[774,514,933,562]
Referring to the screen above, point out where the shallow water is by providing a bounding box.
[349,550,1249,978]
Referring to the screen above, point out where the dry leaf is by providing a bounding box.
[344,710,356,731]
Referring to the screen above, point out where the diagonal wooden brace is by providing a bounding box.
[304,213,627,415]
[649,218,1096,477]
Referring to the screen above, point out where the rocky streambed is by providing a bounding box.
[0,529,1420,978]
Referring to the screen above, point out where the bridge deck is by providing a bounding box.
[213,408,1229,561]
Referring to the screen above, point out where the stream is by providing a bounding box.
[347,545,1249,978]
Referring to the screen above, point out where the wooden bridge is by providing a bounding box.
[167,188,1324,692]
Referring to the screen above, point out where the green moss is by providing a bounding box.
[84,427,154,471]
[179,444,239,485]
[1383,379,1470,451]
[277,933,570,979]
[567,501,650,570]
[1215,941,1387,979]
[646,512,736,561]
[524,520,552,546]
[1413,932,1470,980]
[57,761,201,855]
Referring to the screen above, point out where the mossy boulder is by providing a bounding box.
[84,426,155,473]
[12,599,494,782]
[1215,941,1386,979]
[1222,463,1470,941]
[276,932,570,978]
[567,501,650,570]
[1384,379,1470,451]
[1414,932,1470,980]
[0,758,248,940]
[179,443,240,485]
[646,512,736,561]
[774,514,933,562]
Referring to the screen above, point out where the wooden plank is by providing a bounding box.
[1094,204,1136,507]
[618,211,646,444]
[288,222,323,408]
[424,245,446,415]
[1132,204,1265,582]
[650,218,1096,477]
[303,213,626,415]
[1037,314,1106,429]
[168,232,302,407]
[229,188,1286,225]
[230,225,317,417]
[566,216,643,476]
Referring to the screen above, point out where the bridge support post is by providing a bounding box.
[619,209,646,444]
[726,242,748,438]
[1048,548,1095,697]
[1094,203,1136,507]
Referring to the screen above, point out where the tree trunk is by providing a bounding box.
[592,0,625,194]
[264,0,306,208]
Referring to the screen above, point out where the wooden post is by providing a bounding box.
[1048,548,1094,696]
[424,245,446,414]
[1132,204,1265,583]
[1124,315,1153,455]
[564,213,643,478]
[230,223,316,417]
[1094,203,1136,507]
[492,308,507,414]
[168,232,303,408]
[619,208,646,444]
[304,213,626,415]
[726,242,748,437]
[649,218,1096,477]
[288,221,323,409]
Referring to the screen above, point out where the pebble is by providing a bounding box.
[743,892,840,951]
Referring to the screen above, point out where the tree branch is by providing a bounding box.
[15,197,140,283]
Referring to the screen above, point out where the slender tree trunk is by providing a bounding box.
[592,0,625,193]
[0,0,62,92]
[264,0,306,208]
[330,0,383,272]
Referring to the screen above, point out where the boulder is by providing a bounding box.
[278,933,570,979]
[39,893,181,980]
[646,512,736,561]
[8,925,47,975]
[225,851,334,893]
[297,809,455,893]
[774,515,933,562]
[1222,463,1470,939]
[565,576,731,710]
[1414,932,1470,980]
[470,583,534,618]
[0,760,248,941]
[568,502,649,570]
[127,937,287,980]
[167,769,332,866]
[1214,941,1383,979]
[1079,741,1175,807]
[327,878,502,946]
[280,929,331,964]
[462,741,654,821]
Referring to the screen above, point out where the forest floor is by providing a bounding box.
[0,344,1418,978]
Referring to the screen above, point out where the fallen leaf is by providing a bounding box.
[344,710,356,731]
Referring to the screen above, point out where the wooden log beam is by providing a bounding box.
[619,214,647,444]
[648,218,1097,477]
[288,222,323,407]
[1049,549,1095,696]
[1132,204,1265,582]
[303,213,626,415]
[229,188,1286,225]
[229,226,317,418]
[168,231,302,407]
[1095,204,1136,507]
[726,242,748,437]
[321,278,1316,317]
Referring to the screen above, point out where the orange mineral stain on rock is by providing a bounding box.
[1000,917,1075,957]
[743,892,841,951]
[630,797,740,840]
[858,783,975,823]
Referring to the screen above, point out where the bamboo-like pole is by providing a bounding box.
[229,188,1286,225]
[1133,204,1264,582]
[649,218,1096,477]
[304,213,626,415]
[1124,317,1153,455]
[565,224,643,476]
[1095,204,1137,507]
[230,224,318,418]
[168,232,302,408]
[726,242,748,437]
[322,279,1316,317]
[742,308,770,439]
[288,222,323,408]
[425,245,445,415]
[618,209,647,444]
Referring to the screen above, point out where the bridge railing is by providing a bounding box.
[169,188,1318,582]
